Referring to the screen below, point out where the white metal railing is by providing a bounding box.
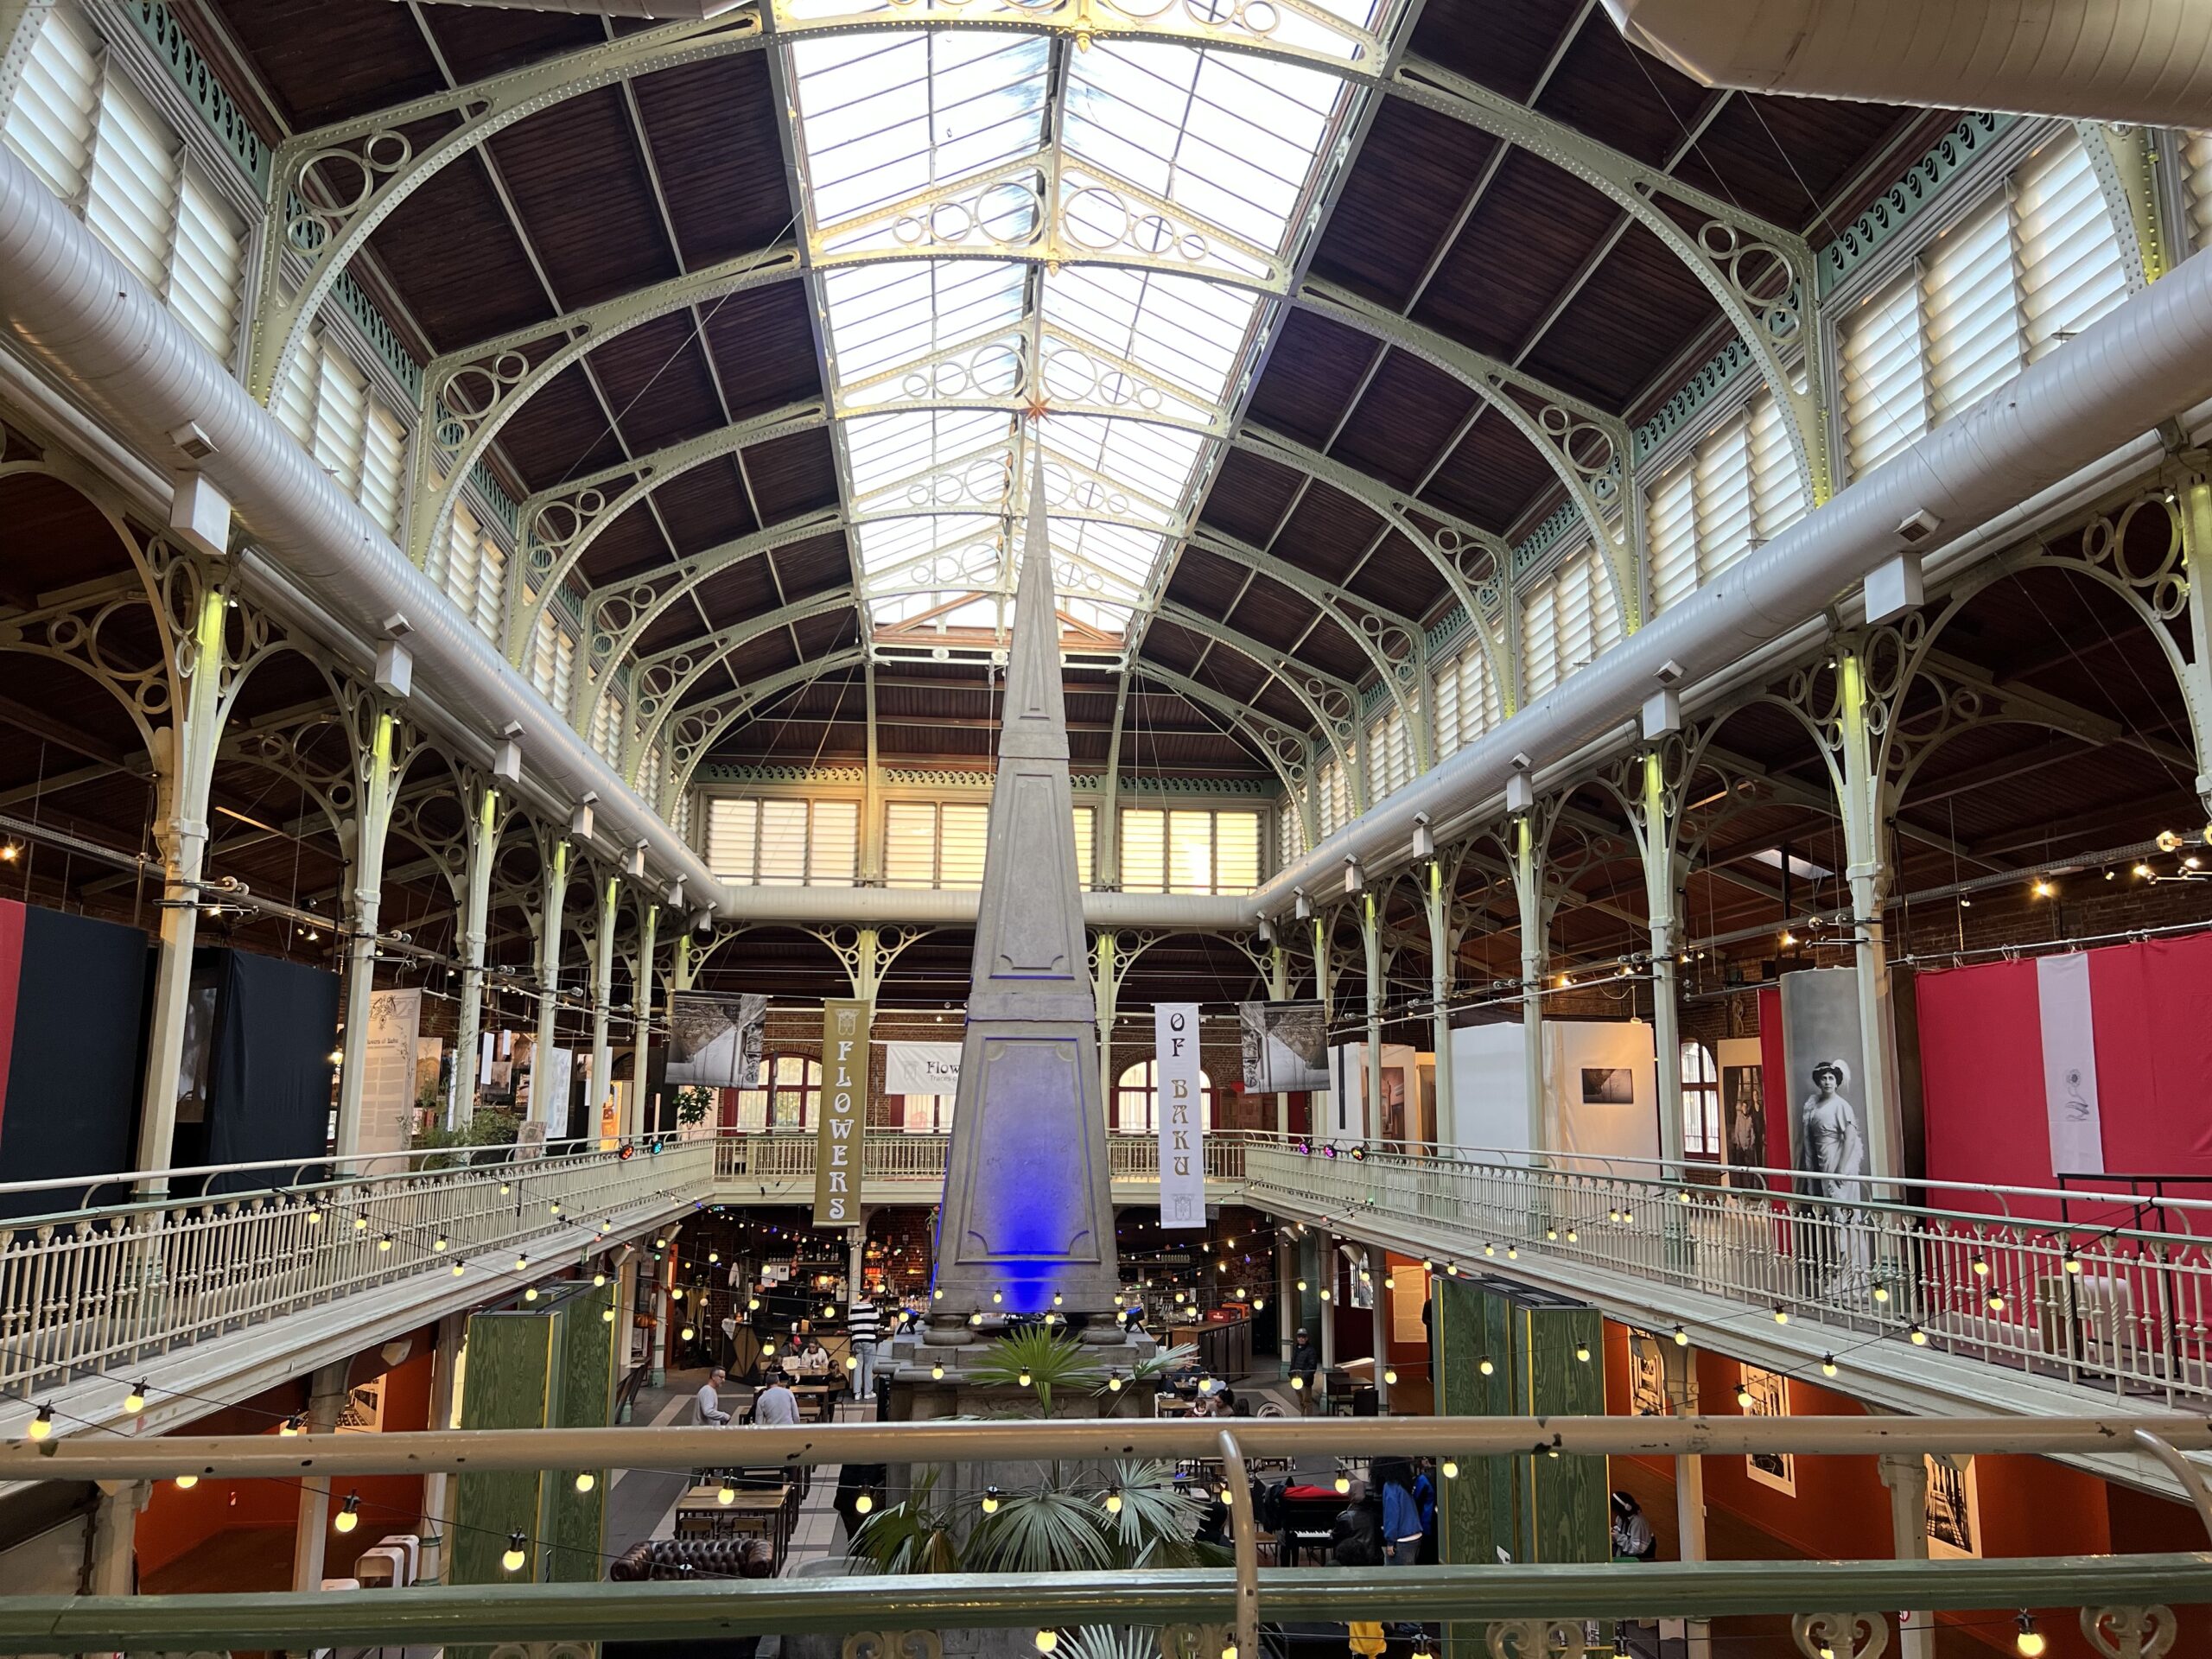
[1243,1138,2212,1408]
[0,1141,709,1398]
[711,1131,1246,1188]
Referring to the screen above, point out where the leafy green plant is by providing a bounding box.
[849,1472,964,1575]
[967,1327,1108,1414]
[673,1085,716,1128]
[411,1108,519,1170]
[853,1459,1220,1580]
[1123,1342,1199,1387]
[965,1487,1115,1573]
[1059,1630,1159,1659]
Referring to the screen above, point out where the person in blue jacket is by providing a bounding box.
[1376,1458,1423,1567]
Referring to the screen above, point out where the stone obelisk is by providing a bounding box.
[927,448,1121,1326]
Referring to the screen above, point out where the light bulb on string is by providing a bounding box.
[334,1493,361,1534]
[2015,1613,2046,1656]
[982,1486,1002,1515]
[502,1533,528,1573]
[175,1473,199,1490]
[124,1382,148,1414]
[575,1472,595,1493]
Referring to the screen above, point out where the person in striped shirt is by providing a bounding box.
[847,1297,882,1399]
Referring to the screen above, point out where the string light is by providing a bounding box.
[1107,1376,1122,1391]
[502,1532,528,1573]
[2015,1613,2046,1656]
[378,1234,394,1253]
[124,1382,148,1414]
[1383,1369,1398,1385]
[1672,1325,1689,1347]
[601,1306,616,1324]
[280,1413,305,1437]
[718,1480,737,1506]
[1574,1344,1591,1363]
[1971,1255,1989,1278]
[1909,1324,1928,1345]
[1872,1284,1891,1303]
[452,1261,465,1277]
[334,1493,361,1534]
[1440,1459,1459,1479]
[575,1472,595,1493]
[1035,1632,1059,1655]
[515,1253,530,1272]
[982,1486,1001,1515]
[27,1403,54,1440]
[434,1236,449,1253]
[1821,1355,1838,1377]
[1478,1357,1494,1376]
[1333,1473,1351,1494]
[1772,1306,1789,1325]
[175,1474,198,1490]
[1104,1489,1123,1515]
[1735,1383,1754,1409]
[931,1363,946,1380]
[353,1217,368,1233]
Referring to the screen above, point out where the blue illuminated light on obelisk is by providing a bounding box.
[929,450,1120,1320]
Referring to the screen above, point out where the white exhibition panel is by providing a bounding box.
[1446,1017,1660,1163]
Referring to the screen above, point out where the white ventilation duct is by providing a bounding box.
[1604,0,2212,125]
[0,144,732,914]
[1254,238,2212,923]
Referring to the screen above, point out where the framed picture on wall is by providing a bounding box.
[1739,1364,1795,1495]
[1924,1455,1980,1559]
[1626,1328,1669,1417]
[1389,1265,1430,1344]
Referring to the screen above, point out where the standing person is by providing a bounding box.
[1376,1459,1423,1567]
[848,1296,881,1397]
[695,1367,732,1426]
[1289,1328,1319,1406]
[1412,1459,1439,1565]
[1796,1060,1866,1204]
[752,1375,800,1427]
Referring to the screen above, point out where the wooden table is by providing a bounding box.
[788,1382,839,1422]
[674,1482,791,1557]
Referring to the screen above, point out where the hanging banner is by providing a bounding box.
[1238,1000,1330,1093]
[1777,967,1871,1204]
[2035,951,2105,1175]
[814,999,873,1227]
[361,988,421,1170]
[1155,1002,1205,1229]
[665,991,766,1089]
[882,1040,962,1096]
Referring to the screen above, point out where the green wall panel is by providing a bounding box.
[452,1310,556,1587]
[544,1284,616,1582]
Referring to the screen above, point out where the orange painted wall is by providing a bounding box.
[135,1346,436,1584]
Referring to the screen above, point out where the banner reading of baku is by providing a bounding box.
[1155,1002,1205,1230]
[814,999,873,1227]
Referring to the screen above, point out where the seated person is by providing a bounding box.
[791,1337,831,1376]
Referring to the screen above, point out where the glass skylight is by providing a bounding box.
[778,0,1391,652]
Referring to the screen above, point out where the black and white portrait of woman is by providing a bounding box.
[1796,1057,1867,1204]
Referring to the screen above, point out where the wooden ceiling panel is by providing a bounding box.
[1344,532,1444,622]
[1136,619,1206,677]
[1163,548,1249,616]
[1306,103,1499,312]
[1195,447,1303,548]
[365,150,549,352]
[1532,17,1713,172]
[1517,219,1716,409]
[1408,0,1592,102]
[574,502,669,589]
[718,629,802,686]
[741,429,841,521]
[1268,480,1391,588]
[635,459,760,566]
[634,54,799,266]
[1330,348,1478,494]
[1222,583,1320,655]
[686,555,785,636]
[485,88,679,308]
[416,6,601,84]
[769,531,855,600]
[703,285,826,421]
[206,0,446,130]
[1244,310,1379,448]
[586,315,726,455]
[1673,96,1922,231]
[1409,149,1618,360]
[490,363,627,488]
[1421,403,1560,531]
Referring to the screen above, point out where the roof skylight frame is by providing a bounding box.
[775,0,1403,661]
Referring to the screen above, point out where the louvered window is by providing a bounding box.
[2016,135,2128,362]
[550,629,575,720]
[884,800,988,888]
[1364,707,1411,798]
[437,503,483,624]
[591,690,626,766]
[1072,804,1095,889]
[639,743,664,808]
[276,331,415,534]
[1840,273,1928,480]
[473,539,506,641]
[1922,198,2022,420]
[1314,754,1346,836]
[1433,639,1502,753]
[3,7,245,363]
[359,406,407,535]
[1747,390,1806,543]
[709,798,860,887]
[1647,464,1697,613]
[1122,807,1262,894]
[1276,802,1299,869]
[1692,413,1754,585]
[1521,581,1560,702]
[528,601,559,700]
[2185,130,2212,254]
